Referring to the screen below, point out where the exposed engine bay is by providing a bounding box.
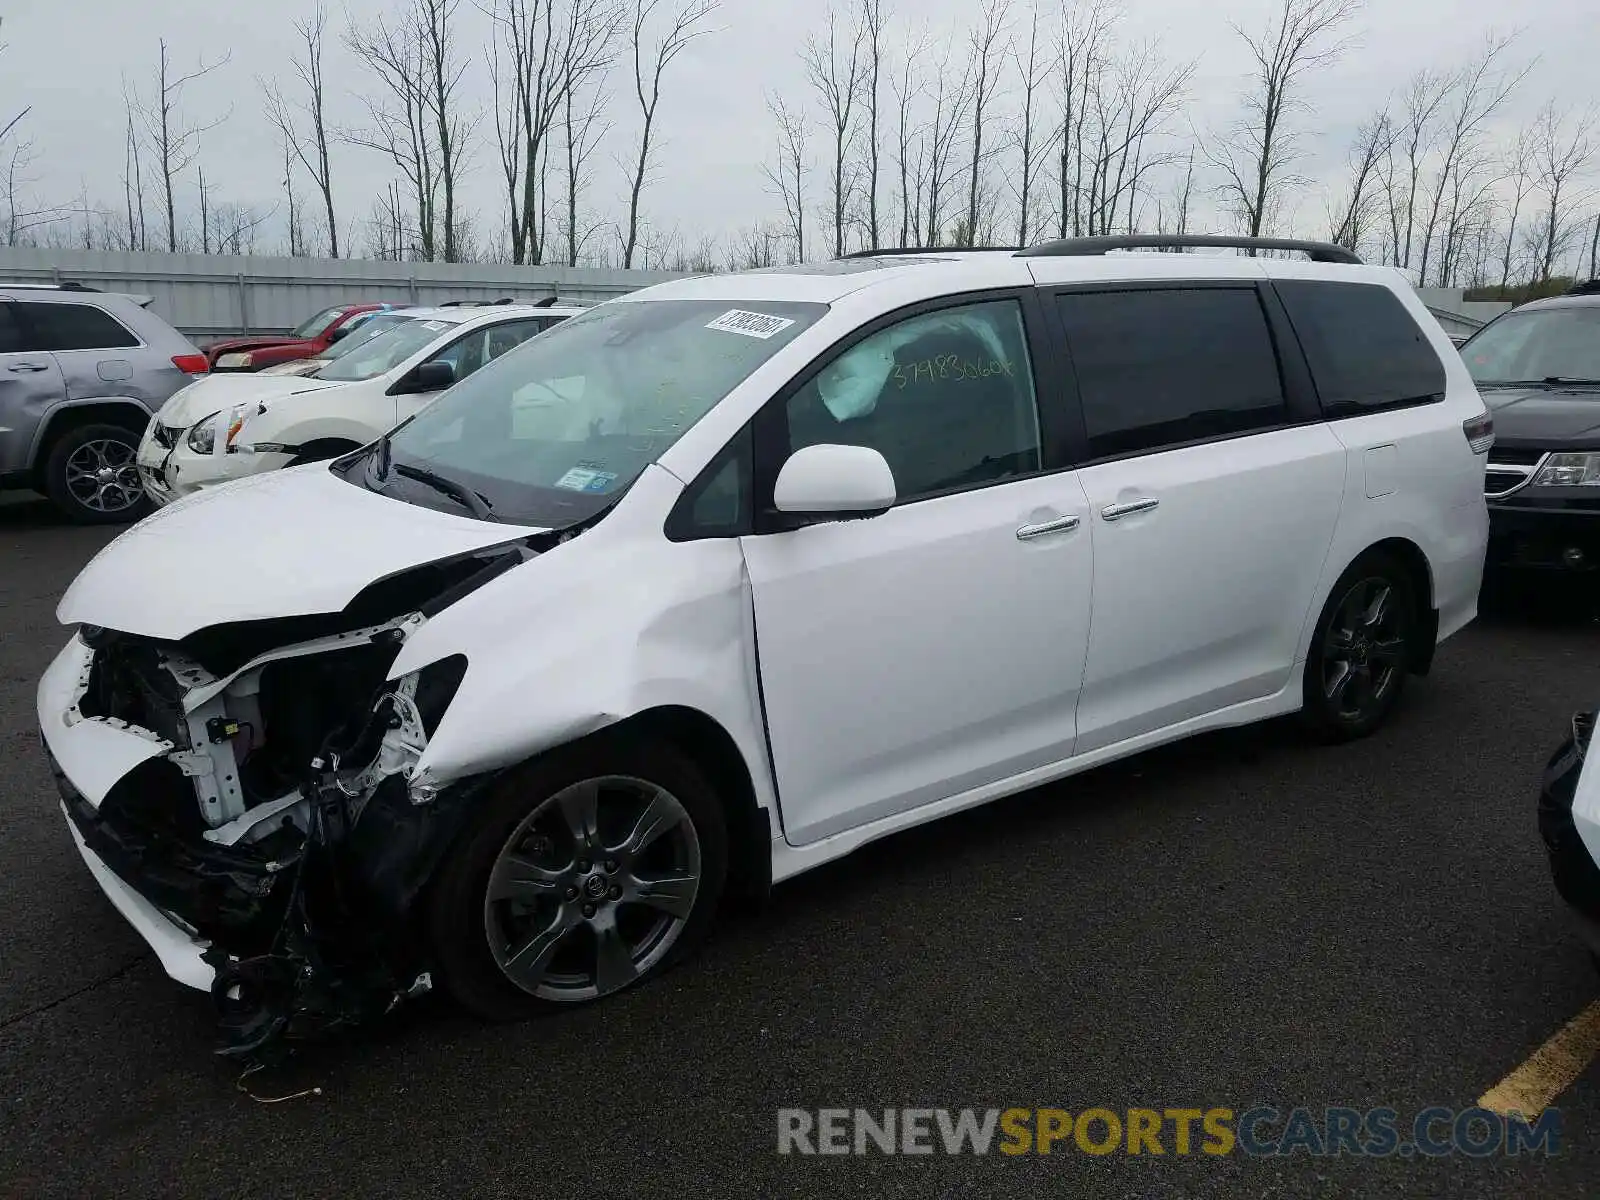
[53,534,563,1061]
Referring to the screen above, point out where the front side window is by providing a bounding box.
[372,298,825,526]
[426,318,546,384]
[315,318,465,382]
[1462,305,1600,387]
[0,304,23,353]
[16,301,139,352]
[782,298,1042,503]
[1056,287,1287,460]
[291,305,349,339]
[1276,279,1445,414]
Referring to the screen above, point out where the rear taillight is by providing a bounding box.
[172,354,209,375]
[1463,411,1494,454]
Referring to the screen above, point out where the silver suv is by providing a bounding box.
[0,283,206,522]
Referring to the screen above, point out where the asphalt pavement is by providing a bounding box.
[4,490,1600,1199]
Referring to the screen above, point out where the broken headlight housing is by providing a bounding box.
[186,403,251,455]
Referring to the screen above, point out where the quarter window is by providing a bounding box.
[1056,287,1288,460]
[782,298,1042,504]
[1276,279,1445,415]
[16,301,139,351]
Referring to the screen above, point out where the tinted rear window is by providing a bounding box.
[1056,287,1288,460]
[17,301,140,351]
[0,304,22,353]
[1276,280,1445,416]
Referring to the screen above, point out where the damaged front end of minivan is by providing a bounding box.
[45,535,567,1060]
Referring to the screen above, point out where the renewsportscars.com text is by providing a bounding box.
[776,1106,1561,1158]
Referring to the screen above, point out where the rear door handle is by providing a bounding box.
[1101,498,1159,522]
[7,363,49,373]
[1016,515,1080,541]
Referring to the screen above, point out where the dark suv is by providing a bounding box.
[0,283,208,523]
[1469,284,1600,573]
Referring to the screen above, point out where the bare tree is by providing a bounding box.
[1208,0,1360,239]
[961,0,1010,246]
[889,28,929,246]
[416,0,475,262]
[197,162,211,253]
[922,43,975,246]
[762,94,809,263]
[1498,128,1537,289]
[1384,69,1452,268]
[856,0,886,249]
[120,77,148,251]
[1416,32,1529,284]
[486,0,623,266]
[1530,99,1597,282]
[620,0,718,267]
[261,2,340,256]
[1009,7,1053,246]
[563,80,613,265]
[1329,109,1393,253]
[802,5,866,258]
[143,39,232,252]
[0,18,28,152]
[346,11,438,259]
[1080,39,1192,236]
[1054,0,1117,239]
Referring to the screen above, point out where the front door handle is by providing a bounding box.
[1101,498,1159,522]
[7,363,49,373]
[1016,515,1080,541]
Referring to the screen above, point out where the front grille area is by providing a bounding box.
[1490,447,1546,467]
[1485,451,1547,498]
[78,636,191,749]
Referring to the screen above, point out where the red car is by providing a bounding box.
[203,302,399,372]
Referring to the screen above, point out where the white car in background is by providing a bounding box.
[137,303,584,505]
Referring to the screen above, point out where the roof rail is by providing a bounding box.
[1565,279,1600,296]
[840,245,1024,259]
[0,279,104,292]
[1014,234,1363,265]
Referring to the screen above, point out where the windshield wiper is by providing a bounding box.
[391,461,495,520]
[1477,377,1600,388]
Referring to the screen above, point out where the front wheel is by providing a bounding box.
[1301,554,1418,742]
[427,737,728,1021]
[42,423,152,524]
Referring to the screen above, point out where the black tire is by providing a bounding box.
[42,422,152,525]
[1300,551,1419,743]
[427,735,728,1022]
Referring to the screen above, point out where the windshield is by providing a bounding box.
[372,298,826,525]
[316,317,462,382]
[317,313,416,363]
[291,305,350,339]
[1463,305,1600,386]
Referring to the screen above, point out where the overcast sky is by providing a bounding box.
[4,0,1599,259]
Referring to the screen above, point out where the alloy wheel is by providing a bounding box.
[62,437,143,514]
[1321,575,1408,723]
[483,775,702,1002]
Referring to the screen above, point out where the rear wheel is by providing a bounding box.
[1301,553,1418,742]
[42,422,151,524]
[427,737,728,1021]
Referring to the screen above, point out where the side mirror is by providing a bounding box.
[772,444,896,521]
[327,324,351,344]
[397,359,456,394]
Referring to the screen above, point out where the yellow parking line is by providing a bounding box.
[1479,999,1600,1117]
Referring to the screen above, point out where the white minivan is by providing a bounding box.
[40,236,1489,1055]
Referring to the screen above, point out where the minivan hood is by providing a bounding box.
[156,374,341,428]
[58,466,542,641]
[1482,386,1600,448]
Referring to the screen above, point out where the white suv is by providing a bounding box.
[136,303,585,505]
[40,236,1489,1055]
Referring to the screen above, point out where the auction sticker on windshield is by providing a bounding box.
[706,310,797,339]
[553,466,619,493]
